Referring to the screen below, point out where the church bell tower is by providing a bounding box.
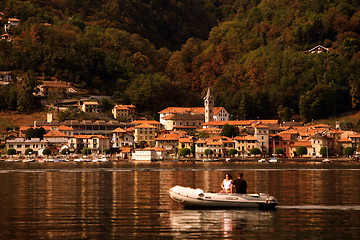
[204,87,214,123]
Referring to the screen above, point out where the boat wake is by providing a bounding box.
[278,205,360,211]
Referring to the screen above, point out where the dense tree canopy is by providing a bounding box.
[0,0,358,121]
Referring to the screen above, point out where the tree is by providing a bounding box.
[103,148,111,155]
[25,148,33,155]
[296,146,308,157]
[60,148,70,155]
[221,124,239,138]
[343,147,354,156]
[25,128,36,140]
[320,147,328,157]
[82,148,91,155]
[274,147,284,155]
[250,147,261,156]
[179,148,190,157]
[7,148,16,156]
[43,148,52,156]
[204,149,213,156]
[228,148,237,156]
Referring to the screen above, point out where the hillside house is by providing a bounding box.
[4,18,20,32]
[112,104,136,120]
[37,81,76,96]
[307,45,330,54]
[0,71,14,85]
[79,101,99,113]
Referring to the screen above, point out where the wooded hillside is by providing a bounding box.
[0,0,359,122]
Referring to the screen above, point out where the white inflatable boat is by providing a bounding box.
[169,185,278,209]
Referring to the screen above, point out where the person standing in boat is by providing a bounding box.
[220,173,233,193]
[233,173,247,194]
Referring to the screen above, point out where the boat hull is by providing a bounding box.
[169,186,278,209]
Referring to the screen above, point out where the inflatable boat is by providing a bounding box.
[169,185,278,209]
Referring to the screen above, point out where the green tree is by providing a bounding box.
[228,148,237,156]
[60,148,70,155]
[43,148,52,156]
[320,146,328,157]
[82,148,91,155]
[296,146,308,157]
[204,149,213,156]
[25,148,33,155]
[274,147,284,155]
[7,148,16,156]
[250,147,261,156]
[25,128,36,139]
[103,148,111,154]
[343,147,354,156]
[221,124,239,138]
[179,148,191,157]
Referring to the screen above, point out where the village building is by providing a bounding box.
[233,135,259,157]
[5,138,49,155]
[4,18,20,32]
[112,104,136,120]
[254,124,270,155]
[155,133,182,152]
[134,123,158,146]
[131,147,166,161]
[131,120,163,129]
[79,101,99,113]
[111,127,134,148]
[34,119,133,137]
[307,45,330,54]
[159,88,230,128]
[0,71,14,85]
[68,135,110,153]
[163,114,204,132]
[194,136,234,159]
[36,81,76,97]
[289,140,313,158]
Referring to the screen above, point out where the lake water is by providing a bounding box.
[0,161,359,239]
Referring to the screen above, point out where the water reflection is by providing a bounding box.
[0,162,358,239]
[168,209,275,239]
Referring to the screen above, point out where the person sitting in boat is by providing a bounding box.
[220,173,233,193]
[233,173,247,194]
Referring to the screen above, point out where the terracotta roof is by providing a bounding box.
[72,135,108,139]
[113,127,126,133]
[338,138,352,142]
[253,124,269,128]
[132,120,161,125]
[159,107,225,115]
[203,120,253,126]
[40,81,72,88]
[179,137,194,143]
[44,130,68,137]
[142,147,166,151]
[155,134,179,141]
[58,125,74,131]
[120,147,132,153]
[290,141,312,147]
[349,134,360,138]
[173,126,197,129]
[197,127,221,132]
[114,104,136,110]
[233,135,257,141]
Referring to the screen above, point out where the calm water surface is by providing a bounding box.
[0,161,359,239]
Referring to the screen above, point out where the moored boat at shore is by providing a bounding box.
[169,185,278,209]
